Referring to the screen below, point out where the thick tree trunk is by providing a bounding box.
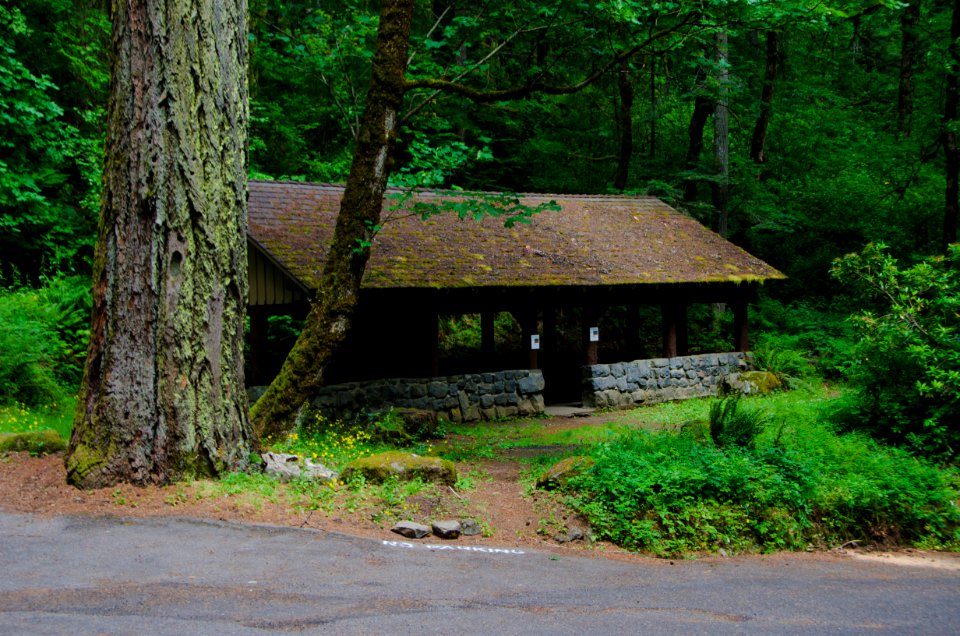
[750,31,778,164]
[250,0,416,440]
[682,57,714,202]
[945,0,960,249]
[66,0,251,488]
[712,30,730,237]
[897,0,921,137]
[613,60,634,192]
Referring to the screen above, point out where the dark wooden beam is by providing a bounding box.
[582,308,599,366]
[519,309,539,369]
[733,298,749,352]
[661,300,689,358]
[247,305,270,385]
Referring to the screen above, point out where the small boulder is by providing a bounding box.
[392,521,431,539]
[461,519,482,537]
[536,456,596,490]
[555,527,589,544]
[735,371,782,395]
[370,408,440,443]
[341,451,457,486]
[0,430,66,455]
[431,520,461,540]
[262,452,338,483]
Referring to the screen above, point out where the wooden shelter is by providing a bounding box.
[246,180,784,400]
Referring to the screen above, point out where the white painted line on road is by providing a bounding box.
[382,540,526,555]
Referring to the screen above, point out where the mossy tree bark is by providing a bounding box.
[250,0,416,441]
[65,0,252,487]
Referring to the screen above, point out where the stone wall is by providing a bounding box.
[583,352,751,409]
[307,370,546,423]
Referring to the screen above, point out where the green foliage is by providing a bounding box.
[709,396,767,450]
[265,412,378,471]
[0,396,74,441]
[565,407,960,556]
[0,0,107,280]
[831,244,960,461]
[0,276,90,406]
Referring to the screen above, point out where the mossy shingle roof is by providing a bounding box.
[247,180,784,290]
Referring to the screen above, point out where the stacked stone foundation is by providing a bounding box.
[583,352,751,409]
[307,369,546,423]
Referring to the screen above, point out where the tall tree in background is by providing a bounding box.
[65,0,251,487]
[750,30,779,163]
[944,0,960,249]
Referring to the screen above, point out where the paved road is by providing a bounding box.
[1,512,958,634]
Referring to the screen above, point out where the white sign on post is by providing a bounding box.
[589,327,599,342]
[530,334,540,350]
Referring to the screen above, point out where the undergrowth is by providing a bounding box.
[562,389,960,557]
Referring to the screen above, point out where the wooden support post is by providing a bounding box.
[542,306,556,368]
[733,299,749,353]
[481,311,495,365]
[582,308,599,366]
[677,302,689,356]
[427,309,440,377]
[247,305,269,385]
[627,303,642,359]
[661,303,678,358]
[520,309,539,370]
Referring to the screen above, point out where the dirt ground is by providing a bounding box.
[0,410,616,559]
[2,415,959,570]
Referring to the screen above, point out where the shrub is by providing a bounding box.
[0,275,90,405]
[563,415,960,556]
[709,396,767,450]
[830,243,960,461]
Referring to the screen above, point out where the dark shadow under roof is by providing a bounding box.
[247,180,784,291]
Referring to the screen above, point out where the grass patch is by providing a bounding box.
[0,397,75,441]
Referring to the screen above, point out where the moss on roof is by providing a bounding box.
[247,180,785,291]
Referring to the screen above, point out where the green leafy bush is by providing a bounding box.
[709,396,767,450]
[0,276,89,405]
[564,417,960,556]
[831,243,960,461]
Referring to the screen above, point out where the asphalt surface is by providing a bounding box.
[1,511,958,634]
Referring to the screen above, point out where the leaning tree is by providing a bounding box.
[65,0,252,487]
[250,0,701,439]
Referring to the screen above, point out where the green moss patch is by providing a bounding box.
[342,451,456,486]
[0,430,67,455]
[536,456,596,490]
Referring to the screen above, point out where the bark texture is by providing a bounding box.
[613,60,634,192]
[750,31,778,164]
[897,0,921,137]
[712,30,730,237]
[945,0,960,250]
[683,61,713,202]
[66,0,251,487]
[250,0,416,440]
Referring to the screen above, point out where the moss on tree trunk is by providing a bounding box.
[250,0,417,441]
[65,0,252,488]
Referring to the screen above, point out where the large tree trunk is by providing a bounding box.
[897,0,921,137]
[250,0,416,440]
[682,66,713,202]
[712,30,730,237]
[945,0,960,250]
[66,0,251,488]
[750,31,778,164]
[613,60,634,192]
